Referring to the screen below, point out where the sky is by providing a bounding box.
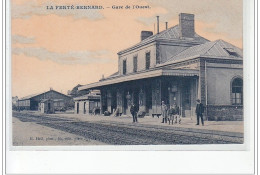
[11,0,243,98]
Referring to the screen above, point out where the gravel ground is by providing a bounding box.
[12,115,105,146]
[12,111,243,145]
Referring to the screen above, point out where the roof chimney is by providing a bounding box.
[179,13,195,38]
[165,22,168,30]
[156,16,159,34]
[141,31,153,41]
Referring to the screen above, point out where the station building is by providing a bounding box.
[79,13,243,120]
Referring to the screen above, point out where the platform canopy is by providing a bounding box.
[79,69,199,91]
[73,94,100,101]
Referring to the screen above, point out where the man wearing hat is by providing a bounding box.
[195,99,204,126]
[161,101,168,123]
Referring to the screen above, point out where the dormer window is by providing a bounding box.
[224,48,240,57]
[145,52,150,70]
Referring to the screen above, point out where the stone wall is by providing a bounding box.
[206,62,243,105]
[206,105,243,121]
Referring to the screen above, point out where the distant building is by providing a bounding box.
[12,96,18,106]
[79,13,243,120]
[74,90,101,114]
[18,89,72,111]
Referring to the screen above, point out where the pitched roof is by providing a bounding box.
[118,25,209,54]
[165,39,242,63]
[20,93,42,100]
[19,90,71,100]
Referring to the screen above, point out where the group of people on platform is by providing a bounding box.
[161,101,181,125]
[130,99,204,126]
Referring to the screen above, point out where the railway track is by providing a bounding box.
[13,112,243,145]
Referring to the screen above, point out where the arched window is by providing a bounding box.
[231,78,243,105]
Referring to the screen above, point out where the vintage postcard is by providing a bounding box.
[10,0,245,149]
[6,0,257,174]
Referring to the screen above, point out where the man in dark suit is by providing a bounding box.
[195,99,204,126]
[130,103,138,123]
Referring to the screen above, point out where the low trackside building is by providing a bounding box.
[74,91,101,114]
[40,99,55,114]
[79,13,243,120]
[18,89,73,111]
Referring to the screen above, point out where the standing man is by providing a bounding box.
[130,103,138,123]
[173,103,181,124]
[161,101,168,123]
[168,103,180,125]
[195,99,204,126]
